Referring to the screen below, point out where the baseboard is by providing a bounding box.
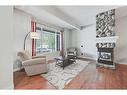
[13,67,23,72]
[114,61,127,65]
[77,56,97,61]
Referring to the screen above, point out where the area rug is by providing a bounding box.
[41,59,89,89]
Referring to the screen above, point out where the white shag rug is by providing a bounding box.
[41,59,89,89]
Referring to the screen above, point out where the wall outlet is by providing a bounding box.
[81,45,83,47]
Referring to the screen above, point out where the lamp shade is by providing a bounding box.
[30,32,40,39]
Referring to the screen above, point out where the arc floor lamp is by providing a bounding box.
[24,32,40,50]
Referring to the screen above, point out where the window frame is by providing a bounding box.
[35,26,61,54]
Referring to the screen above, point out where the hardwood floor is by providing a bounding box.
[65,62,127,89]
[14,61,127,89]
[14,60,56,89]
[14,69,56,89]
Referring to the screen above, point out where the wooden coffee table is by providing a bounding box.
[54,56,74,69]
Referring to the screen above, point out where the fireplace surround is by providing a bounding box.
[96,9,117,69]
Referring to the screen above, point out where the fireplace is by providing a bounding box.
[96,9,118,69]
[99,52,111,61]
[97,48,114,66]
[96,42,116,68]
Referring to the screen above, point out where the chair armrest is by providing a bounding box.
[74,51,77,55]
[32,55,46,59]
[22,58,46,66]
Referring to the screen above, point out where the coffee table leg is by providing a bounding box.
[55,60,57,67]
[63,60,64,70]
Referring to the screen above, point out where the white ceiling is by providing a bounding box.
[55,6,119,25]
[15,6,126,30]
[15,6,74,29]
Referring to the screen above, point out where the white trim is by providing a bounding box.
[60,32,62,51]
[13,67,23,72]
[114,61,127,65]
[55,32,57,51]
[36,22,61,33]
[78,56,97,61]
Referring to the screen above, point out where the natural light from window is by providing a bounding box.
[36,25,61,54]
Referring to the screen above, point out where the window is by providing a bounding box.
[36,26,61,54]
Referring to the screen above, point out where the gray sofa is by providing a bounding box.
[17,51,47,76]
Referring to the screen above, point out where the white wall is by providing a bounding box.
[63,28,71,53]
[70,25,97,60]
[13,9,31,71]
[0,6,14,89]
[114,16,127,64]
[13,9,68,71]
[70,15,127,63]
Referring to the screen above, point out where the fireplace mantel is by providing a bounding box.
[96,36,119,43]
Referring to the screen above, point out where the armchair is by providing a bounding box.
[66,48,77,62]
[17,51,47,76]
